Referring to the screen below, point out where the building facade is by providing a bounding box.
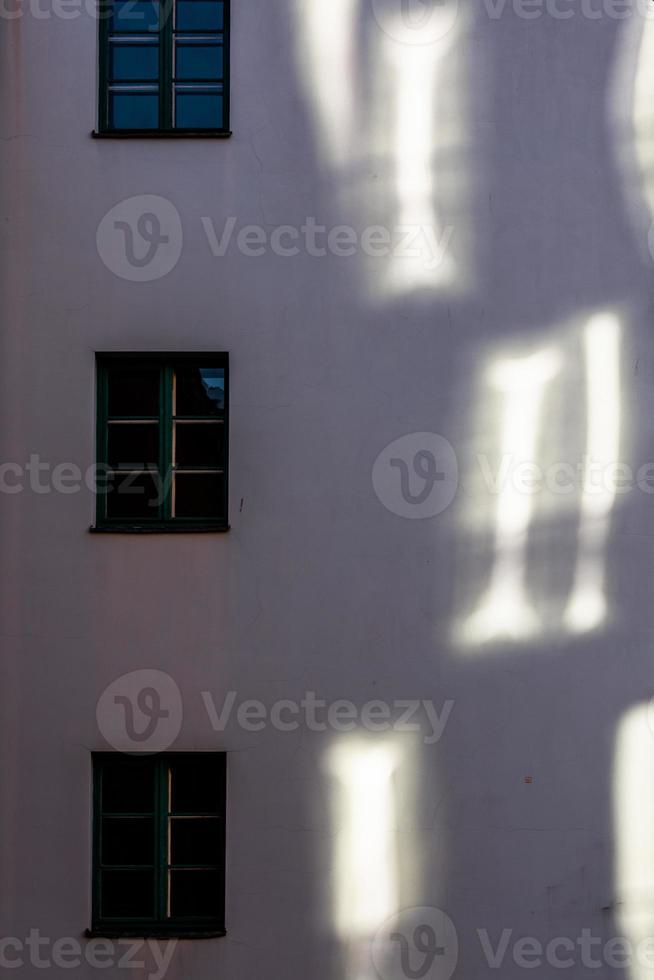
[3,0,654,977]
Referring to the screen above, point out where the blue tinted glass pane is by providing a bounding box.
[199,368,225,409]
[112,0,160,30]
[175,42,222,80]
[176,0,223,30]
[175,91,222,129]
[110,92,159,129]
[175,366,225,416]
[110,42,159,80]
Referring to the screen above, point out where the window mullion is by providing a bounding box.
[223,0,230,131]
[99,1,110,131]
[92,762,103,927]
[223,364,229,518]
[161,0,174,129]
[162,365,174,521]
[96,363,109,525]
[156,759,169,923]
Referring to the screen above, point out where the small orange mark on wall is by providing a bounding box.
[524,776,533,784]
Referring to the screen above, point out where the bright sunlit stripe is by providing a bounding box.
[460,349,561,646]
[293,0,359,168]
[609,9,654,268]
[564,313,621,634]
[327,739,399,938]
[578,313,621,521]
[614,703,654,979]
[631,12,654,220]
[382,20,457,294]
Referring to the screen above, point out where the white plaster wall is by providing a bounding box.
[2,1,654,978]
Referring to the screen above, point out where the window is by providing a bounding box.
[90,754,226,937]
[94,354,229,531]
[98,0,230,134]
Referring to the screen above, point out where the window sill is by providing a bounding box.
[89,523,230,534]
[85,928,226,940]
[91,130,232,139]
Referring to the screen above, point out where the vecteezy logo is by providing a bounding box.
[96,195,183,282]
[372,907,458,980]
[370,0,459,46]
[96,669,183,752]
[372,432,458,519]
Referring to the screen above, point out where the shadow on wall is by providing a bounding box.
[293,0,477,301]
[287,1,654,977]
[455,309,622,648]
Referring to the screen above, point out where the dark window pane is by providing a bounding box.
[170,818,222,865]
[106,471,161,520]
[108,423,159,468]
[102,761,155,813]
[173,472,224,518]
[110,41,159,81]
[175,422,223,467]
[107,365,160,416]
[175,40,222,80]
[112,0,161,31]
[175,0,223,30]
[170,757,222,813]
[175,367,224,416]
[101,869,155,918]
[169,870,222,918]
[102,818,155,865]
[175,90,222,129]
[110,91,159,130]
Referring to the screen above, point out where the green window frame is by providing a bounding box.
[97,0,231,135]
[93,353,229,533]
[90,753,226,938]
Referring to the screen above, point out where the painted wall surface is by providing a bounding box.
[3,1,654,978]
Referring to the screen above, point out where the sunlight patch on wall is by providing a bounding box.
[564,313,621,634]
[378,16,458,296]
[327,738,400,941]
[292,0,472,301]
[614,702,654,980]
[459,349,561,646]
[456,311,624,651]
[609,8,654,264]
[293,0,359,169]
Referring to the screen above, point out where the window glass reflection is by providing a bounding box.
[110,40,159,81]
[175,40,222,80]
[112,0,160,31]
[174,90,222,129]
[109,91,159,130]
[175,0,223,31]
[175,367,225,415]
